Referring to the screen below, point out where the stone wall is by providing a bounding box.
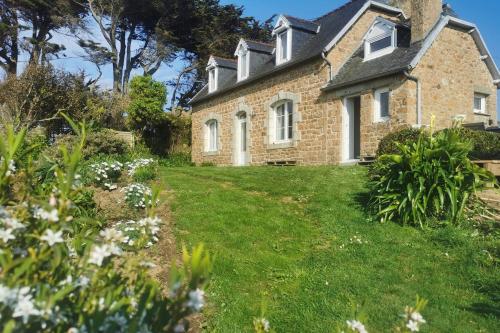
[191,9,498,166]
[413,26,498,128]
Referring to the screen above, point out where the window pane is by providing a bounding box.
[276,104,285,140]
[240,53,247,78]
[380,92,390,118]
[241,121,247,152]
[287,101,294,139]
[279,32,288,60]
[209,121,217,151]
[474,96,483,111]
[370,35,392,53]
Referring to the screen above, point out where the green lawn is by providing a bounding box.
[161,166,499,332]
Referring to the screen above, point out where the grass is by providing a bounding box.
[161,166,499,332]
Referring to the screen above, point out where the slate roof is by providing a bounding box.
[210,56,237,69]
[245,40,274,54]
[283,15,320,33]
[191,0,369,104]
[323,42,422,90]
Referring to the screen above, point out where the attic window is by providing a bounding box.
[237,47,249,81]
[364,19,397,61]
[208,68,217,93]
[277,30,291,65]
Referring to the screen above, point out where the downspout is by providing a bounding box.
[404,70,422,127]
[321,51,333,164]
[322,51,333,82]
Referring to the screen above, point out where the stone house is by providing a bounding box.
[189,0,500,166]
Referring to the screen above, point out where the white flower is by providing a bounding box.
[3,217,24,230]
[33,208,59,222]
[186,288,205,312]
[0,228,15,243]
[78,276,90,288]
[12,294,41,324]
[0,284,15,305]
[346,320,368,333]
[88,245,112,266]
[410,312,426,324]
[254,318,270,332]
[100,228,124,243]
[406,320,419,332]
[41,229,64,246]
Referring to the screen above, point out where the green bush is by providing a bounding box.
[378,127,500,160]
[369,127,496,227]
[83,129,130,159]
[376,127,422,156]
[456,128,500,160]
[0,120,212,332]
[160,152,194,167]
[133,166,158,182]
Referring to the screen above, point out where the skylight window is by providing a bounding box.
[364,19,397,61]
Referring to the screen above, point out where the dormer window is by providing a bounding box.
[277,30,291,65]
[236,45,249,81]
[364,18,397,61]
[208,68,217,93]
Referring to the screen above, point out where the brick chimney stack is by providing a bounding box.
[390,0,443,43]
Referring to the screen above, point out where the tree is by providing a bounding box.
[127,75,166,132]
[163,0,273,109]
[0,1,20,75]
[79,0,171,93]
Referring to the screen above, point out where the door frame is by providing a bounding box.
[342,96,361,163]
[233,110,251,166]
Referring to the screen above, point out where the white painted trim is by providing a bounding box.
[276,29,292,66]
[363,18,397,61]
[373,87,391,123]
[208,67,218,93]
[323,0,406,53]
[272,15,291,36]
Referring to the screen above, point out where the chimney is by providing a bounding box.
[390,0,443,42]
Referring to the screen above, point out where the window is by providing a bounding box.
[473,93,487,114]
[238,49,249,81]
[208,68,217,93]
[277,30,290,65]
[205,120,218,152]
[364,20,396,61]
[374,88,390,122]
[274,101,294,142]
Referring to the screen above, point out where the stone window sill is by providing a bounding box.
[203,151,219,157]
[473,111,490,116]
[267,141,296,150]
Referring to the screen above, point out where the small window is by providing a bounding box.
[238,50,248,81]
[473,93,487,114]
[205,120,218,152]
[277,31,290,65]
[274,101,293,142]
[208,68,217,93]
[374,88,390,122]
[364,20,396,61]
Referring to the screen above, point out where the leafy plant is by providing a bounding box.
[369,125,495,227]
[376,127,422,156]
[0,119,212,332]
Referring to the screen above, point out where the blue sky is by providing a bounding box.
[27,0,500,117]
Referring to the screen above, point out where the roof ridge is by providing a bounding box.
[314,0,367,23]
[283,14,320,26]
[244,39,274,47]
[212,56,237,62]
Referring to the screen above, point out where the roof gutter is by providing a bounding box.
[321,68,405,91]
[404,70,422,127]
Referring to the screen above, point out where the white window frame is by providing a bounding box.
[271,100,294,143]
[205,120,219,152]
[237,48,250,81]
[374,88,391,122]
[364,21,397,61]
[473,93,487,114]
[276,29,292,65]
[208,68,218,93]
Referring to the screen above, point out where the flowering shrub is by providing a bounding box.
[0,118,212,332]
[89,161,123,190]
[122,183,156,209]
[112,216,162,249]
[126,158,155,176]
